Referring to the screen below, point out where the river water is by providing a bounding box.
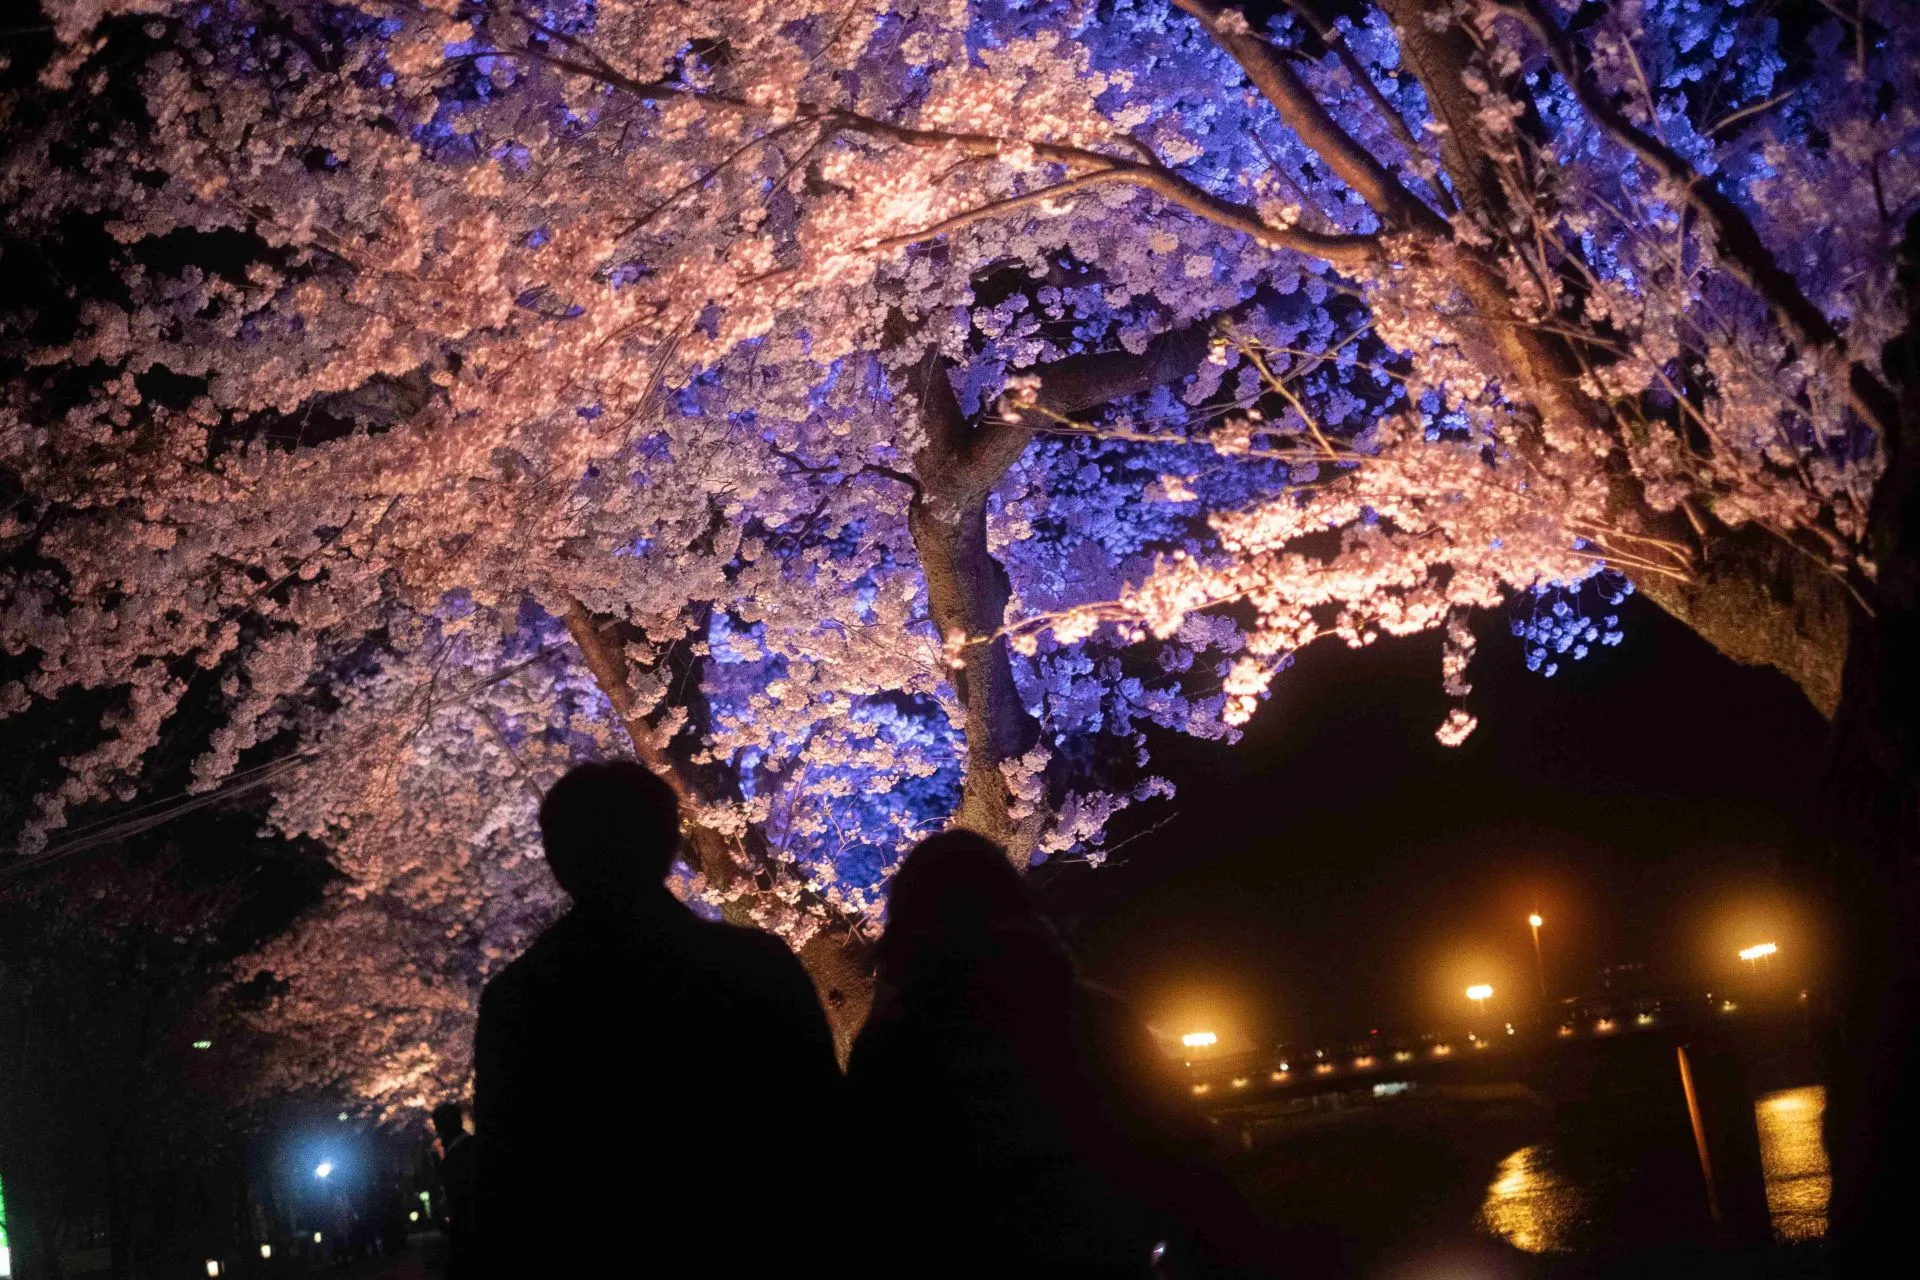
[1477,1086,1830,1254]
[1230,1079,1831,1276]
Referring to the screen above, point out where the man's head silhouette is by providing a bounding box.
[431,1102,466,1143]
[538,760,681,908]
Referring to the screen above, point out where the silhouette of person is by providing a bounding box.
[473,760,841,1276]
[847,830,1280,1279]
[431,1102,476,1277]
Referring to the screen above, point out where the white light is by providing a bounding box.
[409,1211,420,1222]
[206,1261,222,1277]
[337,1111,349,1122]
[1739,942,1778,962]
[313,1233,323,1244]
[1467,984,1494,1002]
[259,1245,272,1260]
[2,1246,12,1278]
[314,1161,333,1180]
[1180,1031,1217,1049]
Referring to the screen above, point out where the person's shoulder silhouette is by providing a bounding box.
[849,829,1280,1279]
[473,760,838,1277]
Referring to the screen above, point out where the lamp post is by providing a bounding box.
[1739,942,1777,973]
[1528,913,1548,1002]
[1467,984,1493,1026]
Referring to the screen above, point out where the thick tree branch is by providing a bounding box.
[499,42,1378,265]
[861,164,1380,265]
[1171,0,1448,234]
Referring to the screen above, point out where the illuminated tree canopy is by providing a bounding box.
[2,0,1912,1107]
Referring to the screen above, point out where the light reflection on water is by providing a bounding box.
[1478,1086,1830,1252]
[1754,1086,1829,1242]
[1477,1144,1596,1253]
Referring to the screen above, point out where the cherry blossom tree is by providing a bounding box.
[3,0,1916,1243]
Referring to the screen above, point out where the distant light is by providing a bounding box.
[337,1111,349,1122]
[1506,1025,1516,1035]
[1314,1062,1335,1074]
[1739,942,1778,962]
[1393,1050,1412,1062]
[1595,1018,1615,1033]
[1191,1082,1210,1096]
[1270,1070,1288,1083]
[313,1233,322,1244]
[1528,914,1544,929]
[409,1211,420,1222]
[1180,1031,1217,1049]
[1558,1024,1574,1037]
[1353,1056,1376,1069]
[1721,999,1738,1013]
[418,1191,431,1203]
[1467,984,1494,1002]
[205,1261,222,1277]
[259,1245,272,1260]
[192,1040,213,1050]
[1433,1043,1452,1056]
[314,1162,333,1180]
[1473,1039,1488,1049]
[1230,1076,1249,1089]
[1372,1082,1412,1098]
[1636,1012,1655,1026]
[1277,1061,1289,1072]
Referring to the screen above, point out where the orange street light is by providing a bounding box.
[1528,912,1548,1001]
[1181,1031,1218,1049]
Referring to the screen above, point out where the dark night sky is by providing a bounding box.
[1042,595,1831,1049]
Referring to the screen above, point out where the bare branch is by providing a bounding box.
[1494,0,1897,434]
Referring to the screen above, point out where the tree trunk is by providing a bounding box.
[561,601,875,1056]
[1819,271,1920,1272]
[904,328,1221,864]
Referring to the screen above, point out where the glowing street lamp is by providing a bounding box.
[1739,942,1778,970]
[1528,913,1548,1001]
[1467,984,1493,1021]
[259,1245,272,1260]
[1180,1031,1218,1050]
[313,1161,334,1180]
